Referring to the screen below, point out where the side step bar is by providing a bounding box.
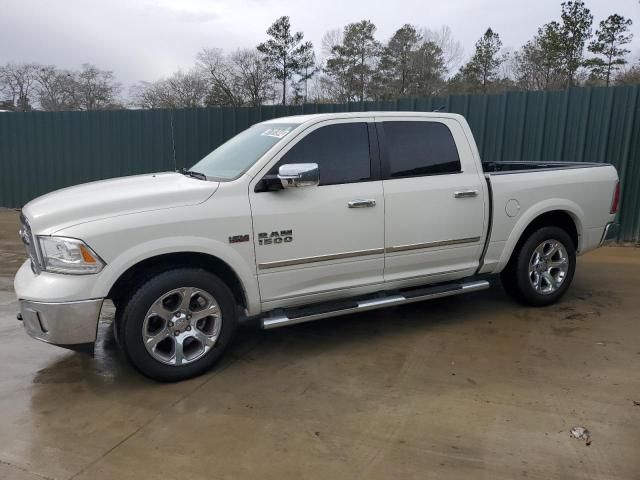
[261,279,490,330]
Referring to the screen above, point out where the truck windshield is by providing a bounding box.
[190,123,297,180]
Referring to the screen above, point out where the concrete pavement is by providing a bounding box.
[0,209,639,480]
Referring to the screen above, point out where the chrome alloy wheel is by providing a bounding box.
[528,239,570,295]
[142,287,222,366]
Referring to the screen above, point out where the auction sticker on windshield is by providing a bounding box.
[261,127,292,139]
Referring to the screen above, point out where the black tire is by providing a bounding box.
[500,226,576,307]
[116,268,238,382]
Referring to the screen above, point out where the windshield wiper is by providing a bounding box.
[179,168,208,181]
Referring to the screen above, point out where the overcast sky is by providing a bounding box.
[2,0,639,89]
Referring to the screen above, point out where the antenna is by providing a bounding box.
[432,106,446,112]
[170,108,177,171]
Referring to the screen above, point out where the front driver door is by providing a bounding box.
[249,119,384,308]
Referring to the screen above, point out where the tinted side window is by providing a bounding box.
[278,123,371,185]
[383,121,461,178]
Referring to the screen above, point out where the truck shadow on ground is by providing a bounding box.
[29,275,614,393]
[30,287,509,387]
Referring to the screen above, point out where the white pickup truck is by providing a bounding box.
[15,112,620,381]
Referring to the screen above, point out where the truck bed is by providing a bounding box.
[478,161,618,275]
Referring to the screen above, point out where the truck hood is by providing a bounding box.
[23,172,219,234]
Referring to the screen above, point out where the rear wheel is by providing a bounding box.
[501,226,576,306]
[116,268,237,381]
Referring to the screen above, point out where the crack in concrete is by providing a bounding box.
[0,458,56,480]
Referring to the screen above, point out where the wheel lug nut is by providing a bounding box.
[168,321,174,327]
[186,326,191,331]
[174,331,180,336]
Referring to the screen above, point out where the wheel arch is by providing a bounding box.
[107,252,252,315]
[497,206,582,272]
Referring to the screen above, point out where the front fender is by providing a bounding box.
[88,235,260,315]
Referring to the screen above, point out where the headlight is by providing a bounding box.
[37,236,105,274]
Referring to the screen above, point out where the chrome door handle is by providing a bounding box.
[348,199,376,208]
[454,190,478,198]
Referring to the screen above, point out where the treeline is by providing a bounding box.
[1,1,638,112]
[0,63,122,112]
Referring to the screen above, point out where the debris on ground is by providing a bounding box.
[569,426,592,446]
[633,400,640,407]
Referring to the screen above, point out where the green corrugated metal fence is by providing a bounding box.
[1,85,639,242]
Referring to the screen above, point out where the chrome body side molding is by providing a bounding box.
[385,236,481,254]
[258,237,480,270]
[258,248,384,270]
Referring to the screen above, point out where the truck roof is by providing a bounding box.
[261,111,463,125]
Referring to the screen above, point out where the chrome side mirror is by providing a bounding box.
[277,163,319,189]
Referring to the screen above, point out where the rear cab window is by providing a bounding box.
[380,121,461,179]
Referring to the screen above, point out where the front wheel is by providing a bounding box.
[116,268,238,381]
[501,226,576,306]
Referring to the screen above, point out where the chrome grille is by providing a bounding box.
[19,214,41,274]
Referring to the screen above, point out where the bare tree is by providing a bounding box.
[312,29,345,102]
[35,65,77,111]
[320,29,343,60]
[164,69,207,108]
[130,69,207,109]
[230,49,275,106]
[197,48,245,107]
[306,72,345,103]
[129,81,169,109]
[135,50,273,109]
[0,62,39,111]
[422,26,464,74]
[616,60,640,85]
[74,64,121,110]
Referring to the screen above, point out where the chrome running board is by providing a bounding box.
[261,279,490,330]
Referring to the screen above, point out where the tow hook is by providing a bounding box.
[16,313,23,322]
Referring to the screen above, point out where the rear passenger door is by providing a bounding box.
[249,119,385,307]
[378,117,486,284]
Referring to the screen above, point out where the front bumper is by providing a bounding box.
[18,298,103,346]
[600,222,619,246]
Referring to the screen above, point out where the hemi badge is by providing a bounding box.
[229,234,250,244]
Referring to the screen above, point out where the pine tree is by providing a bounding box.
[257,16,313,105]
[557,1,593,86]
[408,41,446,96]
[513,22,565,90]
[295,49,317,103]
[326,20,381,103]
[376,24,422,98]
[460,28,504,93]
[587,14,633,86]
